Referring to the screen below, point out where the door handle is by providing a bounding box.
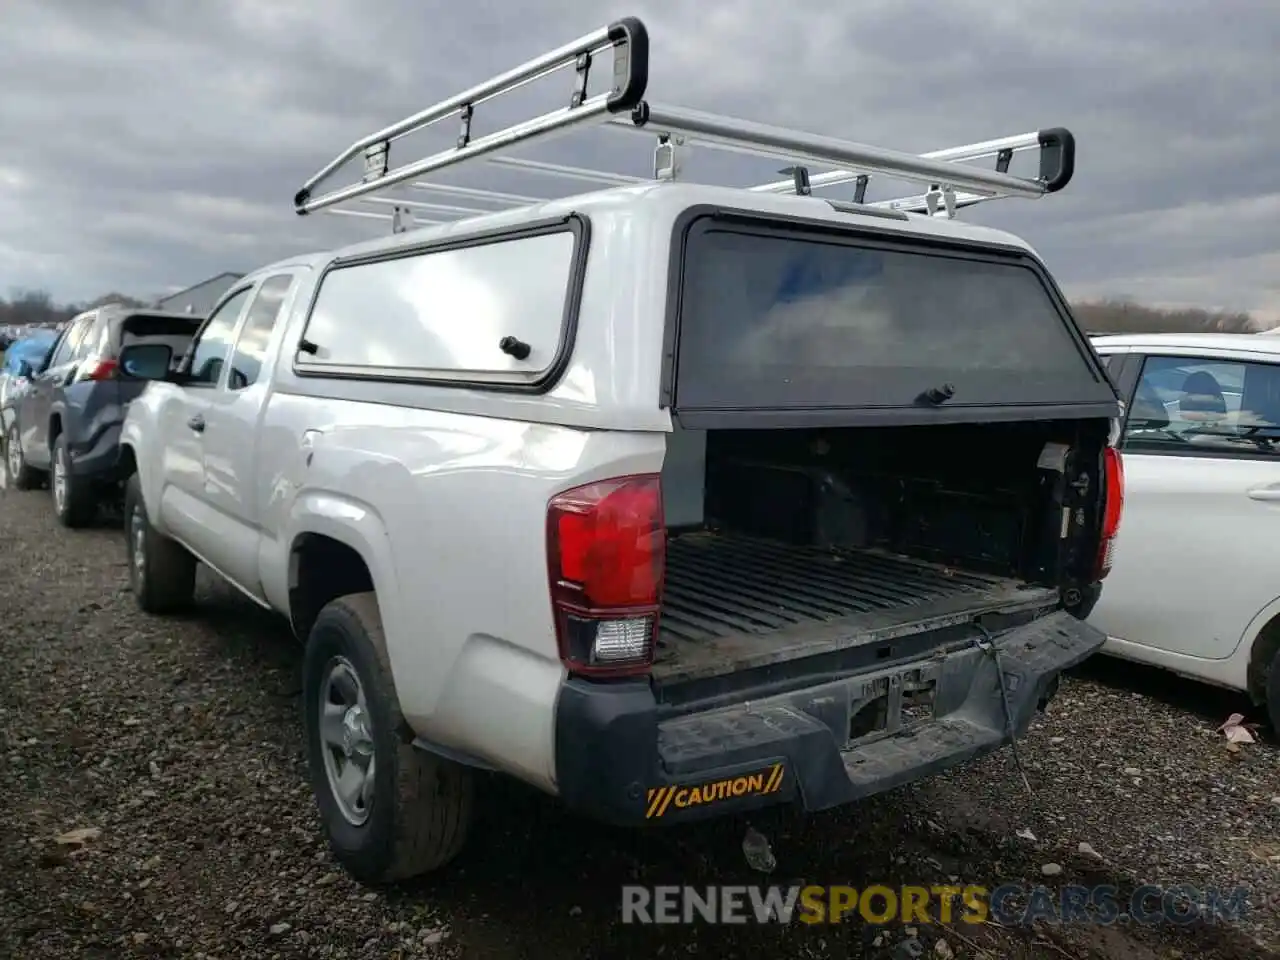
[1247,484,1280,502]
[187,414,206,433]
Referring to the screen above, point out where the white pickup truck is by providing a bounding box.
[118,18,1123,883]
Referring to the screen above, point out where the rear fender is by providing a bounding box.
[286,490,401,652]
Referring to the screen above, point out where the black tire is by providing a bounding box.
[303,592,473,884]
[51,435,97,528]
[4,422,42,491]
[124,473,197,613]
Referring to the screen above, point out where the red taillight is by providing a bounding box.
[546,474,665,677]
[1095,447,1124,579]
[78,357,118,382]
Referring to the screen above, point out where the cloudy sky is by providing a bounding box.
[1,1,1276,321]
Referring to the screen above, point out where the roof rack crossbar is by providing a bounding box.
[332,158,643,227]
[617,105,1054,200]
[409,182,547,206]
[329,209,395,222]
[295,17,649,214]
[363,196,501,217]
[487,156,647,186]
[748,131,1048,194]
[300,98,612,214]
[747,128,1074,217]
[329,207,449,223]
[871,190,988,216]
[296,16,1075,230]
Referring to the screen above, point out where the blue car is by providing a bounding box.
[1,331,58,435]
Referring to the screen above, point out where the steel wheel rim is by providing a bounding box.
[6,429,20,478]
[52,447,67,512]
[129,505,147,587]
[319,657,376,827]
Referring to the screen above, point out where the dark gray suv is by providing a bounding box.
[4,304,203,526]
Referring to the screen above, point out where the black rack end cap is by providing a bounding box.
[1037,127,1076,193]
[605,17,649,114]
[293,188,311,213]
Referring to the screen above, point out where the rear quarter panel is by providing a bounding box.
[257,390,667,789]
[252,223,675,789]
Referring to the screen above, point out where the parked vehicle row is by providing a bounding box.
[2,304,203,524]
[1,320,65,351]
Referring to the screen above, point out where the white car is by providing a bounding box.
[1090,332,1280,728]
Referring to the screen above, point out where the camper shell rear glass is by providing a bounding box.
[666,211,1120,428]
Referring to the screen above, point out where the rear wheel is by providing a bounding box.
[51,435,97,528]
[4,423,41,490]
[303,592,474,883]
[124,473,197,613]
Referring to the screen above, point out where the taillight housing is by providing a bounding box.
[1095,446,1124,579]
[546,474,665,678]
[77,356,118,382]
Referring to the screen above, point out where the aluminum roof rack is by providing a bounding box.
[294,16,1076,233]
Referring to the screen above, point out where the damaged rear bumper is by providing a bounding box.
[553,609,1104,825]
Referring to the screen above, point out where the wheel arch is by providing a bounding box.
[1246,610,1280,706]
[285,490,400,641]
[47,407,65,447]
[289,532,379,644]
[117,442,138,480]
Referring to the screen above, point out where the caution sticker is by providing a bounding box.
[645,763,786,819]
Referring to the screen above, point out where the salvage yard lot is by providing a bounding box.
[1,480,1277,960]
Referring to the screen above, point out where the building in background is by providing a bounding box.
[153,272,243,316]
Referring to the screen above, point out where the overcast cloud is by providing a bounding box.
[1,0,1276,320]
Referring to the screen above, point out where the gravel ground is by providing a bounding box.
[1,475,1277,960]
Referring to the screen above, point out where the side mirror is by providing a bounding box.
[15,359,34,379]
[119,343,175,381]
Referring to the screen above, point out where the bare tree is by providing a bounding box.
[1073,298,1261,335]
[0,289,146,328]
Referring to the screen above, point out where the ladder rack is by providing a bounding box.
[294,16,1076,233]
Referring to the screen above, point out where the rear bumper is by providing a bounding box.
[553,609,1104,825]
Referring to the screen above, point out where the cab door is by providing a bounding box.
[197,272,300,594]
[154,286,254,551]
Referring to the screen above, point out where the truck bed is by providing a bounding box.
[655,531,1058,684]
